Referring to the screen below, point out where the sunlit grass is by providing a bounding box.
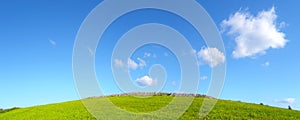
[1,95,299,119]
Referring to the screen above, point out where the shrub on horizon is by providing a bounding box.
[260,103,264,105]
[288,105,292,110]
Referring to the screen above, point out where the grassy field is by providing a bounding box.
[0,95,299,119]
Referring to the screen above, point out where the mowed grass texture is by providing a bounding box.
[0,96,299,120]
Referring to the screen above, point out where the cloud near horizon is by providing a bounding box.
[221,6,288,58]
[275,98,296,104]
[171,81,176,86]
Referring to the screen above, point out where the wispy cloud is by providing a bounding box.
[171,81,177,86]
[49,39,56,46]
[275,98,296,104]
[197,47,225,68]
[144,52,151,58]
[191,49,197,55]
[221,6,288,58]
[135,76,157,87]
[137,57,146,68]
[127,58,139,70]
[144,52,157,58]
[114,58,147,70]
[114,59,125,68]
[200,76,208,80]
[87,47,94,56]
[262,61,270,67]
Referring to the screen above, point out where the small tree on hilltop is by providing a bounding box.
[259,103,264,105]
[288,105,292,110]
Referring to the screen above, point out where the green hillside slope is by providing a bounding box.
[0,96,299,120]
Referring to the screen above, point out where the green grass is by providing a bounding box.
[0,96,299,120]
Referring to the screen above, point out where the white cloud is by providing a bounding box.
[144,52,157,58]
[171,81,176,86]
[191,49,197,55]
[137,57,146,68]
[200,76,208,80]
[49,39,56,46]
[279,21,287,29]
[114,58,147,70]
[197,47,225,68]
[262,61,270,67]
[144,52,151,58]
[87,47,94,56]
[221,6,288,58]
[275,98,296,104]
[114,59,124,68]
[127,58,139,70]
[135,76,157,86]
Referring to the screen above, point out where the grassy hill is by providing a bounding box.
[0,95,299,120]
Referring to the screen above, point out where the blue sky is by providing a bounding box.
[1,0,300,111]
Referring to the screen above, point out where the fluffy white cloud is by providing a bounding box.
[275,98,296,104]
[114,58,147,70]
[135,76,156,86]
[197,47,225,68]
[222,6,288,58]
